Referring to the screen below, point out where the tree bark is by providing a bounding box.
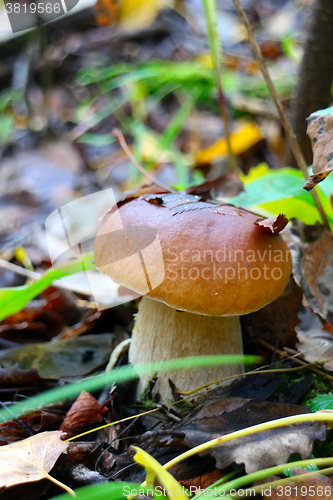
[289,0,333,166]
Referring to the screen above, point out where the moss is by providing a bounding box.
[300,374,333,408]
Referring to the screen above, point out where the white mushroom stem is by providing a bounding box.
[129,296,244,402]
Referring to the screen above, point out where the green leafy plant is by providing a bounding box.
[312,394,333,412]
[0,89,23,146]
[228,164,333,228]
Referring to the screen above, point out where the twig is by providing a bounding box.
[231,0,331,231]
[112,129,175,193]
[257,339,333,384]
[176,362,315,396]
[0,258,89,295]
[0,259,40,281]
[202,0,236,172]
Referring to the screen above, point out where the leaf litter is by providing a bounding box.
[175,394,326,474]
[304,107,333,190]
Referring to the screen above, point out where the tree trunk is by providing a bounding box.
[289,0,333,166]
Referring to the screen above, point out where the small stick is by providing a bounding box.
[258,338,333,384]
[112,129,175,193]
[232,0,330,231]
[0,258,90,295]
[0,259,40,281]
[176,362,315,397]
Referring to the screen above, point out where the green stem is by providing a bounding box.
[201,0,236,172]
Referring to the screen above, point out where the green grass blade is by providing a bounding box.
[0,355,261,423]
[0,253,95,322]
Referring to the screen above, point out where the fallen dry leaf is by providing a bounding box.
[179,470,224,493]
[61,441,105,466]
[0,431,71,493]
[254,214,289,234]
[195,122,263,166]
[0,411,62,445]
[0,365,56,389]
[60,390,103,438]
[304,107,333,190]
[177,395,325,474]
[0,333,115,379]
[296,327,333,371]
[291,225,333,324]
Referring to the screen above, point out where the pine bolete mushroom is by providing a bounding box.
[94,193,292,401]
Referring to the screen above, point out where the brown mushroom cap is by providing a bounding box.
[94,194,292,316]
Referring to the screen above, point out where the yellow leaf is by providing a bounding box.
[118,0,165,31]
[95,0,174,31]
[0,431,74,496]
[132,446,189,499]
[239,162,270,184]
[195,122,263,166]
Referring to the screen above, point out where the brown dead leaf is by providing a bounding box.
[0,411,63,445]
[0,421,28,445]
[304,109,333,190]
[179,470,224,493]
[177,395,325,474]
[254,214,289,234]
[291,226,333,324]
[61,442,105,466]
[23,411,63,433]
[0,287,83,343]
[0,365,56,388]
[142,192,215,215]
[296,327,333,371]
[0,431,69,492]
[261,470,333,499]
[60,391,103,438]
[143,196,164,206]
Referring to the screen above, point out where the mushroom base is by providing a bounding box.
[129,296,244,402]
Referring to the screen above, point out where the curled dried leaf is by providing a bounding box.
[304,107,333,190]
[178,395,326,474]
[254,214,289,234]
[60,390,103,439]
